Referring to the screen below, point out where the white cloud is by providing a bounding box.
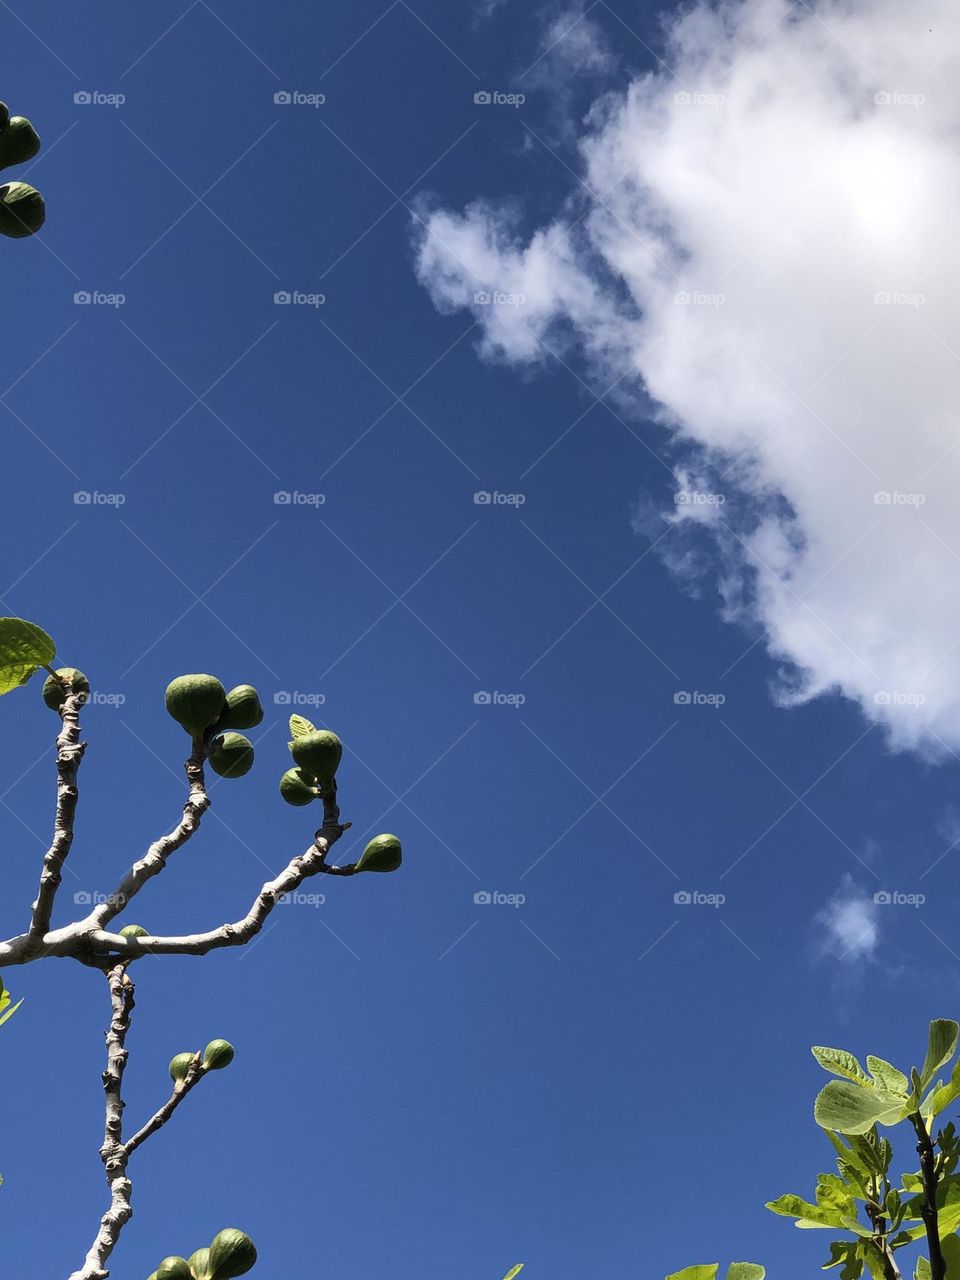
[538,7,615,75]
[816,876,880,963]
[414,0,960,756]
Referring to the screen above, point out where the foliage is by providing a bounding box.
[670,1020,960,1280]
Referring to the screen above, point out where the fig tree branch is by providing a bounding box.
[88,738,210,930]
[67,963,135,1280]
[910,1111,945,1280]
[28,688,85,944]
[123,1052,206,1157]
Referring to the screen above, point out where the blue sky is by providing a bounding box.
[1,1,958,1276]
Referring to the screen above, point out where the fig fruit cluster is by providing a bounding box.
[148,1228,257,1280]
[168,1039,236,1085]
[278,714,341,805]
[0,101,43,238]
[164,676,264,779]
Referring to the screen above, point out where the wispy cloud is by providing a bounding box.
[815,876,879,964]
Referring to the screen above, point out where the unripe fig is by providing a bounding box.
[208,732,254,778]
[0,181,44,237]
[0,102,9,129]
[203,1039,235,1070]
[156,1258,193,1280]
[165,675,226,736]
[290,729,341,791]
[41,667,89,710]
[355,833,402,874]
[119,924,149,939]
[214,684,263,732]
[187,1248,212,1279]
[0,117,40,170]
[169,1052,195,1083]
[279,767,318,807]
[208,1228,257,1279]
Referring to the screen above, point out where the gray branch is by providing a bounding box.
[28,689,86,943]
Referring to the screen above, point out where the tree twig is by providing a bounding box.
[910,1111,945,1280]
[28,689,86,944]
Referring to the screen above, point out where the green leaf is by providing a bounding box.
[289,714,316,741]
[823,1240,862,1279]
[765,1194,845,1228]
[666,1269,718,1280]
[0,617,54,696]
[919,1021,959,1092]
[867,1056,909,1095]
[926,1058,960,1120]
[813,1046,871,1084]
[502,1268,524,1280]
[726,1267,764,1280]
[915,1259,931,1280]
[815,1081,906,1135]
[942,1234,960,1279]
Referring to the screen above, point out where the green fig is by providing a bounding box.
[355,833,402,874]
[0,117,40,171]
[147,1273,159,1280]
[168,1052,195,1083]
[0,102,10,130]
[208,732,254,778]
[41,667,89,710]
[119,924,149,939]
[290,729,341,791]
[187,1248,212,1279]
[156,1258,193,1280]
[214,684,263,732]
[0,181,44,238]
[203,1039,235,1070]
[279,767,318,807]
[165,675,226,737]
[208,1228,257,1279]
